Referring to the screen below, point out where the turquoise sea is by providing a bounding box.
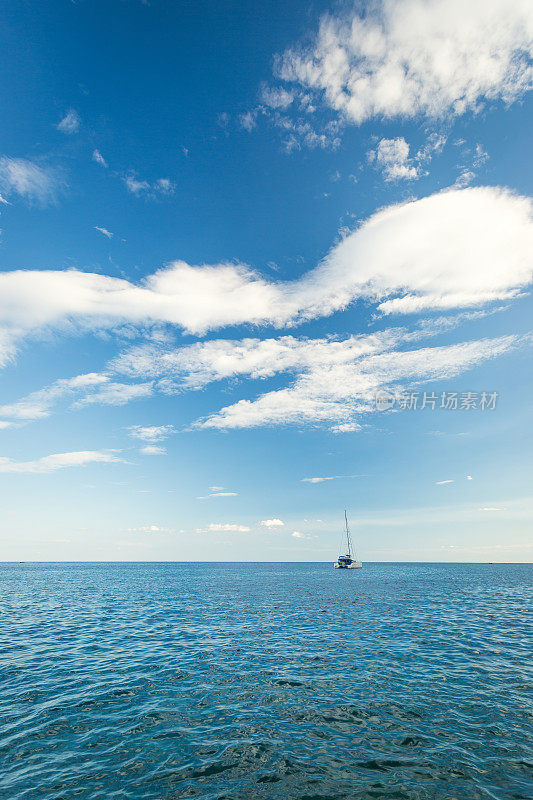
[0,562,531,800]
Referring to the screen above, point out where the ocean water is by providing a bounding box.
[0,563,531,800]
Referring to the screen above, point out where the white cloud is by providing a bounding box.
[436,479,454,485]
[0,450,121,474]
[473,144,489,167]
[260,518,284,527]
[92,150,108,167]
[0,329,20,369]
[112,328,404,388]
[57,109,80,134]
[239,110,257,131]
[1,187,530,360]
[197,491,238,499]
[95,226,113,239]
[292,531,309,539]
[0,374,152,424]
[454,169,476,189]
[128,524,172,532]
[0,157,62,205]
[199,390,351,429]
[478,506,505,512]
[127,424,176,442]
[196,523,251,532]
[273,116,341,152]
[73,382,153,408]
[261,85,294,109]
[139,445,166,455]
[277,0,533,124]
[197,334,527,430]
[0,373,109,421]
[369,137,420,181]
[5,324,527,438]
[111,315,531,432]
[124,175,150,195]
[330,422,361,433]
[154,178,174,195]
[302,474,362,483]
[123,174,175,198]
[466,475,473,480]
[418,133,447,162]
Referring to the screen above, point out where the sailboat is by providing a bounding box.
[334,510,363,569]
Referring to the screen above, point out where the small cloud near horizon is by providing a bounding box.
[260,518,284,527]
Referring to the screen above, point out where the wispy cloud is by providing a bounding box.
[273,116,341,153]
[94,226,113,239]
[260,85,294,109]
[128,425,174,456]
[239,110,257,131]
[127,425,176,442]
[112,329,405,388]
[302,474,364,484]
[0,157,63,206]
[123,174,175,198]
[197,487,238,499]
[4,329,528,437]
[139,445,166,455]
[0,373,109,421]
[196,334,527,431]
[110,313,532,433]
[196,523,250,533]
[0,450,121,474]
[73,382,153,408]
[436,479,454,485]
[454,169,476,189]
[57,109,80,134]
[127,524,173,532]
[0,374,153,424]
[92,149,108,167]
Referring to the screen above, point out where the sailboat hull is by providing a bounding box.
[334,560,362,569]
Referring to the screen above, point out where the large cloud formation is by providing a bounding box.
[277,0,533,124]
[0,187,531,367]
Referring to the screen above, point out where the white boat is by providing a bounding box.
[334,510,363,569]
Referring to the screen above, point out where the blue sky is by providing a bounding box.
[0,0,532,561]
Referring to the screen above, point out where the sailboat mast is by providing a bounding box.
[344,509,353,557]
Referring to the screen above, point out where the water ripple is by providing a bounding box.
[0,562,531,799]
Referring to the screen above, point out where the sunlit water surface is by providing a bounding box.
[0,562,531,800]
